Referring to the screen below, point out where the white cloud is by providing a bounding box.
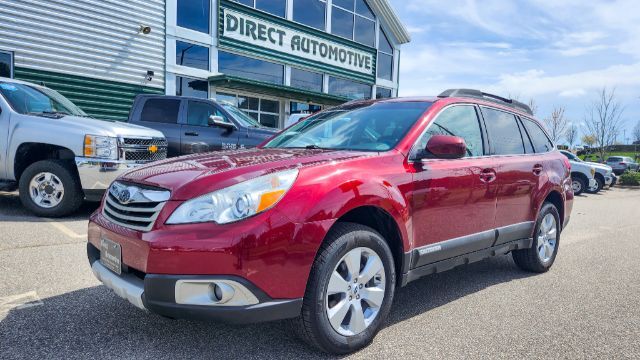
[559,89,587,98]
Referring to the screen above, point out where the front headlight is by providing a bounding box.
[166,169,299,225]
[84,135,117,159]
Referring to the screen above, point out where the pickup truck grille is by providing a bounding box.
[119,137,168,163]
[102,182,170,232]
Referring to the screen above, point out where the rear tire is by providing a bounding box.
[18,160,84,217]
[512,202,560,273]
[289,223,396,354]
[586,175,603,194]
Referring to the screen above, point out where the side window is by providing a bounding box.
[186,101,230,127]
[517,118,535,154]
[521,118,554,153]
[481,107,525,155]
[140,99,180,124]
[413,105,484,158]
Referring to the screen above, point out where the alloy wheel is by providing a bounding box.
[29,172,65,208]
[325,247,386,336]
[537,213,557,264]
[572,179,582,193]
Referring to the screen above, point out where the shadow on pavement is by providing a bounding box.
[0,191,99,222]
[0,256,534,359]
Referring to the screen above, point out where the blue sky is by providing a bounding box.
[389,0,640,144]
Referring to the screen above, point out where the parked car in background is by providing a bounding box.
[88,89,573,354]
[128,95,279,157]
[0,78,167,217]
[562,153,597,195]
[560,150,614,193]
[606,156,639,175]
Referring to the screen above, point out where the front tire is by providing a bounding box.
[290,223,396,354]
[571,174,587,196]
[512,202,560,273]
[18,160,84,217]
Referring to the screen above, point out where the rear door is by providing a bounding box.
[132,97,182,157]
[480,107,538,243]
[180,100,238,155]
[410,104,498,267]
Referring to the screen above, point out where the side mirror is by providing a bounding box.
[425,135,467,159]
[208,115,237,131]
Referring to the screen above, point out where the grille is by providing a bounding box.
[102,182,170,232]
[119,137,168,163]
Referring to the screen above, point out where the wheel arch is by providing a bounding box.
[332,205,407,284]
[542,190,565,231]
[13,143,76,181]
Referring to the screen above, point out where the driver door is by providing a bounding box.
[180,100,238,154]
[409,104,498,267]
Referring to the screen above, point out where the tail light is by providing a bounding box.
[619,162,626,165]
[562,157,571,171]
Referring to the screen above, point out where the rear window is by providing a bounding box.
[481,107,525,155]
[140,99,180,124]
[607,157,622,162]
[521,118,554,153]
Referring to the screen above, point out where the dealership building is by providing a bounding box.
[0,0,409,128]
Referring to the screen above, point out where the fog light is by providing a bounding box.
[208,282,235,304]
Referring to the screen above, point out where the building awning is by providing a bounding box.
[208,75,350,106]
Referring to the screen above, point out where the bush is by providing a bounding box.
[619,171,640,186]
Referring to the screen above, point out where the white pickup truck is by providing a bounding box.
[0,78,167,217]
[559,150,604,195]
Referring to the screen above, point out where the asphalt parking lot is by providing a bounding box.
[1,188,639,359]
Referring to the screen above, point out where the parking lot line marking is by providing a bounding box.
[0,291,43,314]
[46,221,86,239]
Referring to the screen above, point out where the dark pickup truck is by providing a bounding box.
[128,95,279,157]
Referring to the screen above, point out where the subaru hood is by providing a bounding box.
[119,148,373,200]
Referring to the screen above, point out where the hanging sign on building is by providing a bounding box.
[221,8,374,76]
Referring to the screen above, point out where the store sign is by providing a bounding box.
[222,8,374,75]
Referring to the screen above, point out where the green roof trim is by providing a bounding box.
[209,75,350,106]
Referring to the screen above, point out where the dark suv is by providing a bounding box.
[128,95,278,157]
[89,89,573,354]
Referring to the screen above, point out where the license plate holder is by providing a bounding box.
[100,237,122,275]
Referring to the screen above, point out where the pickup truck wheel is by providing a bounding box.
[512,202,560,273]
[19,160,83,217]
[289,223,396,354]
[586,175,604,194]
[571,174,587,195]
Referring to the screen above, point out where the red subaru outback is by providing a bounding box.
[87,89,573,354]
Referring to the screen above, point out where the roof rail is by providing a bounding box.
[438,89,533,115]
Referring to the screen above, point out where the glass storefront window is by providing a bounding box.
[218,51,284,85]
[293,0,326,30]
[328,76,372,100]
[355,0,375,19]
[290,68,323,92]
[331,7,354,40]
[376,87,393,99]
[256,0,286,17]
[176,41,209,71]
[354,16,375,47]
[377,29,394,81]
[176,76,208,98]
[231,0,286,18]
[290,101,322,114]
[177,0,209,34]
[331,0,375,46]
[0,51,12,78]
[216,92,281,128]
[377,53,393,81]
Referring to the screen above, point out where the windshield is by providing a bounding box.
[562,151,581,162]
[264,101,431,151]
[0,82,87,117]
[221,103,263,128]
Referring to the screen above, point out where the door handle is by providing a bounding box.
[184,131,199,136]
[479,168,497,183]
[533,164,543,176]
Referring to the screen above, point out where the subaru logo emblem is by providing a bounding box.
[118,189,131,204]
